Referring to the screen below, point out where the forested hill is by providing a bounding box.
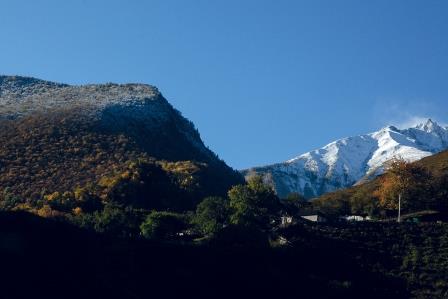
[414,149,448,174]
[0,75,243,212]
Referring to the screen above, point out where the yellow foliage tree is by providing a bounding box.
[72,206,83,215]
[374,158,432,221]
[44,191,61,202]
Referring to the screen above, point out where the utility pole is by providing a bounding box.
[398,193,401,223]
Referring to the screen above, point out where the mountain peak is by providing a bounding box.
[242,118,448,198]
[415,118,442,133]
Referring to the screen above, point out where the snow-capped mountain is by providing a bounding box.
[241,119,448,198]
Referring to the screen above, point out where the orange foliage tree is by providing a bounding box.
[374,158,432,214]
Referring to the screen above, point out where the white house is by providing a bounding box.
[301,214,327,223]
[341,215,371,222]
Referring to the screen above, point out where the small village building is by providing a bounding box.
[301,214,327,223]
[341,215,371,222]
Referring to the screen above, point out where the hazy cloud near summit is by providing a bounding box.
[371,97,447,129]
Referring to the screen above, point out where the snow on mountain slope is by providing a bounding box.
[241,119,448,199]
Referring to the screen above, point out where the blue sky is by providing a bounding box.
[1,0,447,169]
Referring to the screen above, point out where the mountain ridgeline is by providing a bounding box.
[242,119,448,198]
[0,76,243,211]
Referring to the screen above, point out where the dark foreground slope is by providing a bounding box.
[0,211,411,299]
[0,76,243,211]
[281,221,448,299]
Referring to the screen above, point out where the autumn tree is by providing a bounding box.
[374,158,432,221]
